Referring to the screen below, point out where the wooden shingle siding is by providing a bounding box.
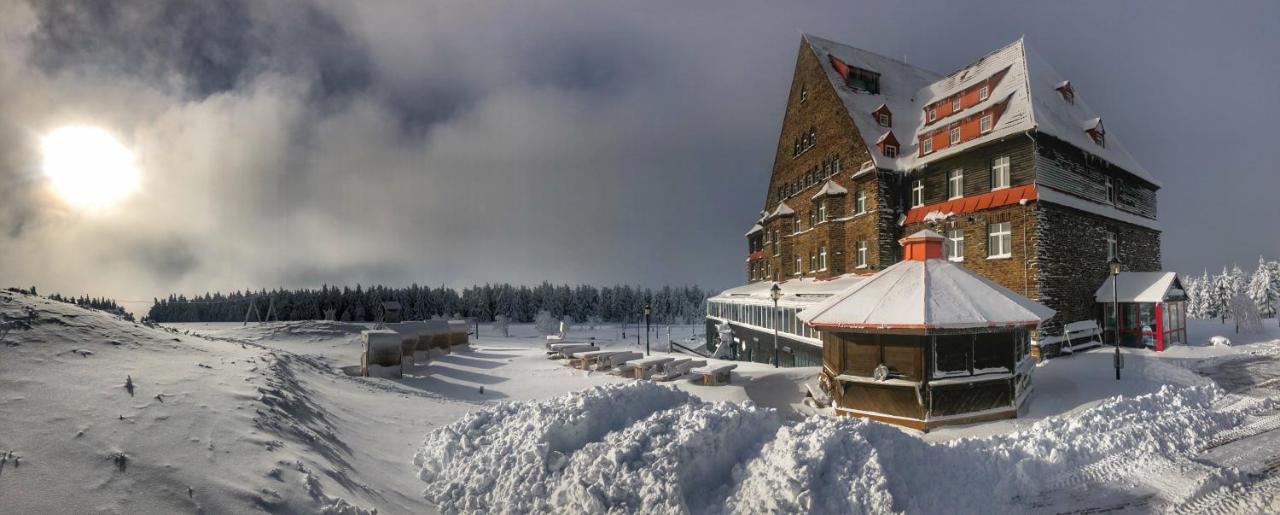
[1033,134,1158,219]
[913,137,1035,206]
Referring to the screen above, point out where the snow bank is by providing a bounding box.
[416,381,1274,514]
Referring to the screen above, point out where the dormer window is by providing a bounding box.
[1084,118,1105,148]
[876,131,899,158]
[921,136,933,155]
[1056,80,1075,104]
[951,97,960,112]
[927,107,937,123]
[979,85,989,101]
[846,68,881,94]
[872,104,892,128]
[884,144,898,158]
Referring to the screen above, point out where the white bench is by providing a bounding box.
[620,356,674,380]
[653,359,706,382]
[690,363,737,386]
[1062,320,1104,354]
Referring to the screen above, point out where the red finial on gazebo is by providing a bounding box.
[900,229,945,261]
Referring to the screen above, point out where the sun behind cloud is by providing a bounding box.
[40,126,140,210]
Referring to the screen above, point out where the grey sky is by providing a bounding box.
[1,1,1277,309]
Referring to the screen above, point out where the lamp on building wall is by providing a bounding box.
[770,283,782,368]
[1109,256,1123,380]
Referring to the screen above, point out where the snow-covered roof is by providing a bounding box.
[797,241,1054,329]
[1094,272,1181,303]
[765,202,795,219]
[710,273,870,308]
[811,180,848,199]
[745,223,763,236]
[803,34,1159,188]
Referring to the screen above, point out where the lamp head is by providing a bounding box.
[644,304,651,315]
[769,282,782,301]
[1108,257,1122,276]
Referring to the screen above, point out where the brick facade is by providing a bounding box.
[745,37,1162,338]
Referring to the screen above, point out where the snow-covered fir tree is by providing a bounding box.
[1247,256,1280,319]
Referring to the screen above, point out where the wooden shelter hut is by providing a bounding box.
[379,301,402,323]
[799,230,1054,431]
[1094,272,1186,351]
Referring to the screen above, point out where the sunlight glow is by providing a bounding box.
[41,126,140,209]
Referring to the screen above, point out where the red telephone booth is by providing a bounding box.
[1095,272,1187,351]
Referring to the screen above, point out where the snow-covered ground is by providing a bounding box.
[3,288,1280,513]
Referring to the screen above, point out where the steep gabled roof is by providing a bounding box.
[811,180,848,199]
[803,34,1159,188]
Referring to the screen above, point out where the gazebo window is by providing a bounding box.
[934,334,973,377]
[974,331,1014,372]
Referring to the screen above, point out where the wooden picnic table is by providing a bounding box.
[690,363,737,386]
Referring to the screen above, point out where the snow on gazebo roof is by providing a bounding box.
[1094,272,1181,303]
[811,180,849,199]
[798,230,1054,330]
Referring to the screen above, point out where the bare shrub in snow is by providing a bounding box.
[533,310,558,335]
[491,315,510,337]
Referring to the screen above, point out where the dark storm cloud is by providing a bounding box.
[1,0,1278,308]
[28,0,370,100]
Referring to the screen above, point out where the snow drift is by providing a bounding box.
[414,381,1273,514]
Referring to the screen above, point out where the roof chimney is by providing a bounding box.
[900,229,945,261]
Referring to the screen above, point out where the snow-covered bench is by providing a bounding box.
[546,343,595,359]
[596,351,642,371]
[566,349,620,369]
[653,359,706,382]
[1061,320,1104,353]
[620,356,674,380]
[691,363,737,386]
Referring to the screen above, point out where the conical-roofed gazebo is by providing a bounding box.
[800,230,1053,430]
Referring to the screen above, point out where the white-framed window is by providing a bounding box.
[1106,231,1118,261]
[884,144,898,158]
[988,222,1012,258]
[951,97,960,112]
[949,126,961,145]
[947,169,964,200]
[1105,177,1116,204]
[979,85,989,101]
[911,180,924,207]
[991,155,1011,190]
[772,230,780,256]
[927,107,936,122]
[856,241,868,267]
[980,114,993,133]
[946,229,965,261]
[855,190,867,214]
[819,246,828,271]
[809,251,816,272]
[795,255,802,275]
[793,218,801,234]
[922,136,933,154]
[817,200,827,221]
[833,156,841,174]
[878,113,891,127]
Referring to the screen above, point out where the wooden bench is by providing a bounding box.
[690,363,737,386]
[567,349,622,369]
[653,359,706,382]
[546,343,595,359]
[621,356,674,380]
[1062,320,1104,353]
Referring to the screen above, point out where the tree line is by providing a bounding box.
[144,283,710,324]
[1185,256,1280,325]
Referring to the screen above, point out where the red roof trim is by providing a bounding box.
[809,320,1042,330]
[904,184,1037,225]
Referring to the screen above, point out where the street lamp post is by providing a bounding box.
[644,304,652,356]
[1109,257,1123,380]
[770,283,782,368]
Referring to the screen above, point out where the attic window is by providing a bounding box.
[1085,118,1106,148]
[979,85,989,102]
[1056,81,1075,104]
[951,97,960,112]
[883,144,898,158]
[927,107,937,123]
[846,68,881,94]
[873,104,892,127]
